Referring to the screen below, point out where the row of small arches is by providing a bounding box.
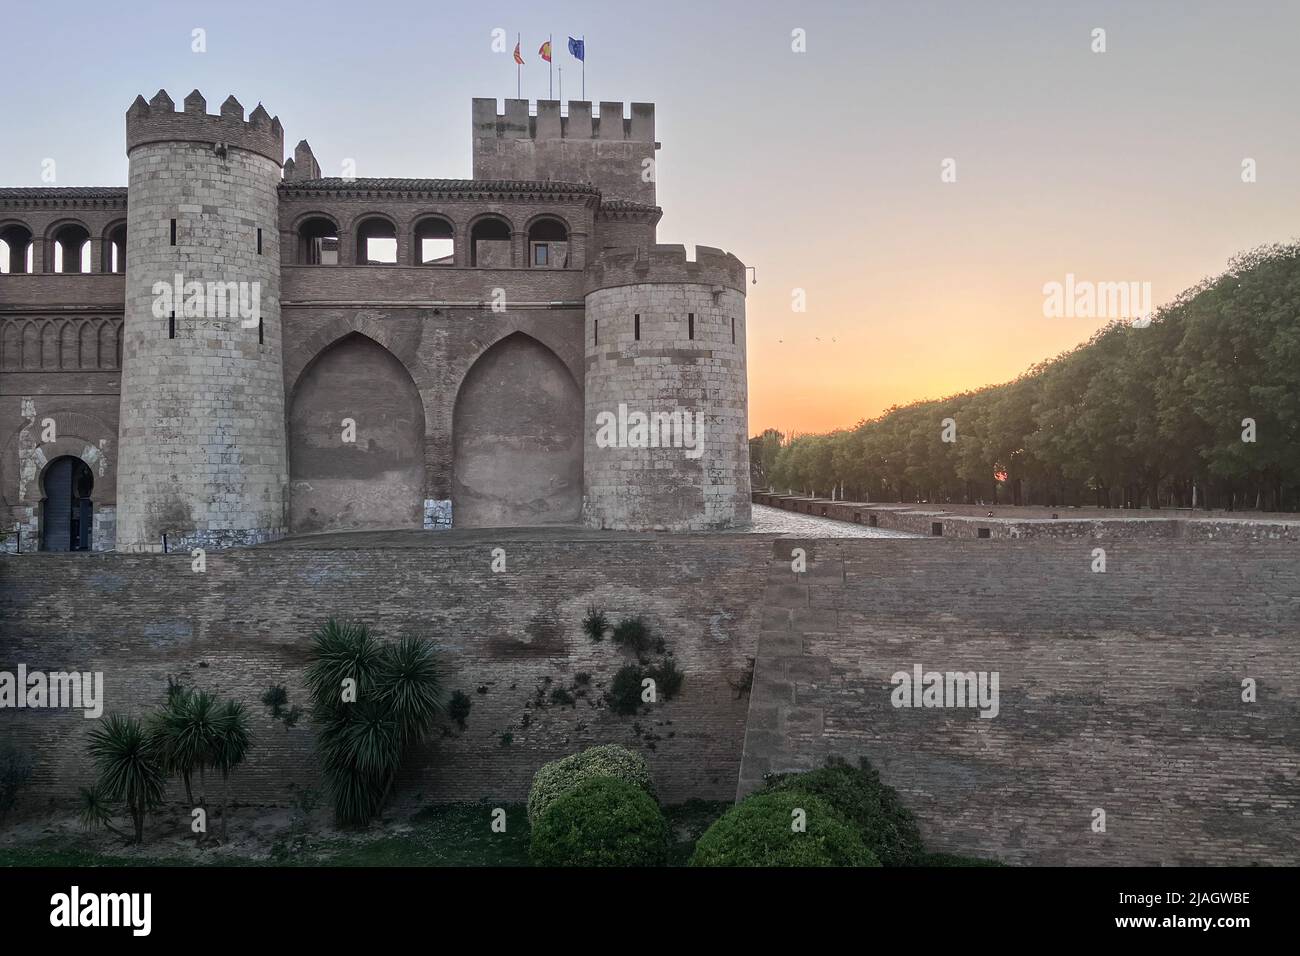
[0,318,123,369]
[0,220,127,275]
[296,212,570,267]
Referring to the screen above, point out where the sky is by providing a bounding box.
[3,0,1298,435]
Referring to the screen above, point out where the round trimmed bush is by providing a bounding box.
[529,777,669,867]
[527,743,655,826]
[763,757,924,866]
[689,790,879,867]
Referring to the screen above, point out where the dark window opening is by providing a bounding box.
[688,313,695,340]
[594,319,598,346]
[731,317,736,344]
[853,512,862,524]
[257,228,263,255]
[170,218,177,246]
[415,217,454,265]
[169,310,175,339]
[356,217,397,264]
[105,224,127,273]
[931,522,943,536]
[52,223,91,273]
[258,317,264,345]
[469,216,511,267]
[868,514,878,527]
[634,314,640,341]
[297,217,339,265]
[527,217,568,268]
[0,224,34,274]
[977,527,991,539]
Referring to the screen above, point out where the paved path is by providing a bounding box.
[747,504,921,537]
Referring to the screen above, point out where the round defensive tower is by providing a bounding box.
[115,90,288,552]
[583,244,751,531]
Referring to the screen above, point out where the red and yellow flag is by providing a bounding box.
[513,41,525,65]
[539,40,552,62]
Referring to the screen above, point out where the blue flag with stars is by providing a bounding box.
[568,36,585,61]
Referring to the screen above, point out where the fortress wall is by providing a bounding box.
[3,534,1294,866]
[743,538,1300,865]
[0,535,770,810]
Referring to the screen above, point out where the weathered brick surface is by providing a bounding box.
[740,538,1300,865]
[0,534,769,811]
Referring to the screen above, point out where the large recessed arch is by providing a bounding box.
[288,332,425,534]
[452,332,582,527]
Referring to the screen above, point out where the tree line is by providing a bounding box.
[751,242,1300,512]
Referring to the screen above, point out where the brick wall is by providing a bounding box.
[741,537,1300,865]
[0,534,768,810]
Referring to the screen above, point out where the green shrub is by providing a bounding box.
[604,664,646,715]
[529,777,668,867]
[689,790,878,867]
[582,606,609,642]
[611,616,654,655]
[646,656,684,700]
[527,743,655,827]
[918,852,1007,867]
[447,690,472,730]
[763,756,924,866]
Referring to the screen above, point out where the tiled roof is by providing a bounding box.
[0,187,127,199]
[279,177,600,196]
[599,199,662,214]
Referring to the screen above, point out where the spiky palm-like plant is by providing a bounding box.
[306,621,444,826]
[150,688,222,810]
[212,699,252,840]
[86,713,166,843]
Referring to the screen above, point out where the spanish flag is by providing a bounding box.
[513,41,524,65]
[539,39,552,62]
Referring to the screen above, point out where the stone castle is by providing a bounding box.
[0,91,751,552]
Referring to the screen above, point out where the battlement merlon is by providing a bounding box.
[472,98,657,205]
[585,244,747,296]
[472,98,655,143]
[126,90,284,165]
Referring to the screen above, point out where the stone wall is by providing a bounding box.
[584,265,750,531]
[741,537,1300,865]
[0,534,768,809]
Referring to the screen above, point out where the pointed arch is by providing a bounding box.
[451,331,583,528]
[288,331,426,535]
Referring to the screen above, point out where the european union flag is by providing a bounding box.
[568,36,585,61]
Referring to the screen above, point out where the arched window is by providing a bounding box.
[104,223,127,274]
[470,216,511,267]
[52,223,91,274]
[356,216,397,265]
[297,216,339,265]
[414,217,454,265]
[527,217,569,268]
[0,224,33,274]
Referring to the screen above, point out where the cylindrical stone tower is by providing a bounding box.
[116,90,288,551]
[583,244,751,531]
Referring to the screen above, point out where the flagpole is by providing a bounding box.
[582,34,585,100]
[549,34,553,99]
[517,33,521,98]
[558,65,563,104]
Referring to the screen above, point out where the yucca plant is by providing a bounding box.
[212,699,252,840]
[150,687,222,808]
[306,620,445,826]
[86,713,166,843]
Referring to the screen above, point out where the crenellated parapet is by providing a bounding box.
[473,98,657,205]
[585,243,747,295]
[125,89,284,164]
